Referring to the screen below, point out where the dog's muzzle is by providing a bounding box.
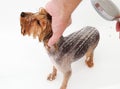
[20,12,27,35]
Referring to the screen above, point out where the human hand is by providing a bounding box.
[45,0,72,47]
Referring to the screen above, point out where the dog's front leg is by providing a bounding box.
[47,66,57,81]
[60,70,72,89]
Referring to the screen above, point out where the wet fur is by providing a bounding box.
[20,8,100,89]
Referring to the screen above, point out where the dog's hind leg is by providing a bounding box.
[47,66,57,81]
[85,47,94,68]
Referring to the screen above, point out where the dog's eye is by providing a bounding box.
[37,20,40,26]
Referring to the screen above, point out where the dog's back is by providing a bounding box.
[54,26,100,62]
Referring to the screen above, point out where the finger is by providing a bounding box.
[67,18,72,26]
[48,17,72,47]
[48,32,62,47]
[116,21,120,32]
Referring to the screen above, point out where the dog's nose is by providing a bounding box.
[21,12,26,17]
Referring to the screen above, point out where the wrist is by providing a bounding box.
[45,0,71,21]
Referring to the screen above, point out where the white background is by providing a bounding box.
[0,0,120,89]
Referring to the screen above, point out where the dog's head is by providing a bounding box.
[20,8,52,41]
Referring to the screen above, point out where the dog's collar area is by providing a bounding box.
[43,30,53,42]
[46,13,52,22]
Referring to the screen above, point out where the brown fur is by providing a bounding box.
[20,8,52,47]
[20,8,99,89]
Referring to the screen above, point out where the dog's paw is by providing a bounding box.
[85,60,94,68]
[47,73,56,81]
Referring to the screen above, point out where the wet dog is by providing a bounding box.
[20,8,100,89]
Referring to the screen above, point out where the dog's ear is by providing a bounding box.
[39,8,52,22]
[39,8,47,15]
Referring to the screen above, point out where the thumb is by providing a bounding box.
[48,32,62,47]
[48,18,72,47]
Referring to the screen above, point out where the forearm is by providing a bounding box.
[46,0,82,17]
[57,0,82,14]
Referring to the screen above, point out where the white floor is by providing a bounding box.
[0,0,120,89]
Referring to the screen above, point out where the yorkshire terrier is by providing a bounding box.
[20,8,100,89]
